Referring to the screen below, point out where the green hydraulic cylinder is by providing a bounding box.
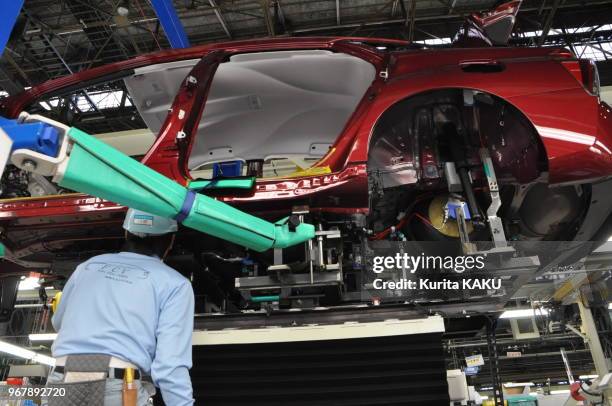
[250,295,280,303]
[58,127,314,251]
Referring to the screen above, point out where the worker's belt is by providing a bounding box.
[54,365,141,380]
[55,355,138,369]
[47,354,112,406]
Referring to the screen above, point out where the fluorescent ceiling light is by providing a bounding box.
[608,303,612,310]
[504,382,535,387]
[579,375,598,380]
[0,340,55,366]
[29,333,58,342]
[18,277,40,291]
[500,309,549,319]
[551,389,570,395]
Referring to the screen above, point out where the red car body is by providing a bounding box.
[1,36,611,269]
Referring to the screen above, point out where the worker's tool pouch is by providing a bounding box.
[48,354,111,406]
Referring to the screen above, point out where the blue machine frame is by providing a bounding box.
[149,0,191,48]
[0,0,24,57]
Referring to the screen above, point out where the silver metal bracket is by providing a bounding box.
[479,148,508,248]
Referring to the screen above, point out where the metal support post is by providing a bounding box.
[487,319,504,406]
[577,292,612,405]
[560,348,575,384]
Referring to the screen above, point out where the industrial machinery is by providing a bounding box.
[564,373,612,406]
[0,1,610,318]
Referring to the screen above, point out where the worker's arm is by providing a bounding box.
[151,280,195,406]
[51,265,81,331]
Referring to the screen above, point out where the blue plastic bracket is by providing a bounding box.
[447,201,471,220]
[212,160,244,178]
[0,117,61,157]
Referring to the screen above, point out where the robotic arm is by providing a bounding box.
[0,113,314,255]
[564,374,612,406]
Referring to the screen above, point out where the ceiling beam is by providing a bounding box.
[273,1,287,34]
[0,65,24,95]
[538,0,561,46]
[391,0,400,17]
[404,0,417,41]
[209,0,232,39]
[261,0,275,37]
[336,0,341,25]
[41,33,72,74]
[2,52,31,86]
[589,41,612,59]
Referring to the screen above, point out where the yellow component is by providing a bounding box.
[267,165,332,179]
[287,165,332,177]
[267,147,337,179]
[50,291,62,314]
[427,195,474,238]
[124,368,134,385]
[482,401,507,406]
[0,193,82,203]
[123,367,137,406]
[552,280,577,301]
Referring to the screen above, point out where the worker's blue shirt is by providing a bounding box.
[52,252,195,406]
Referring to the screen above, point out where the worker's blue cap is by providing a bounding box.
[122,209,178,237]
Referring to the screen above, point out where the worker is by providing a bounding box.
[47,209,195,406]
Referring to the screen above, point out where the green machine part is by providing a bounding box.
[505,395,538,406]
[188,178,255,191]
[59,127,314,251]
[0,242,5,258]
[250,295,280,303]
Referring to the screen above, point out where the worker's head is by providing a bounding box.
[122,209,178,259]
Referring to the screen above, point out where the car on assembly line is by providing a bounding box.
[0,1,611,318]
